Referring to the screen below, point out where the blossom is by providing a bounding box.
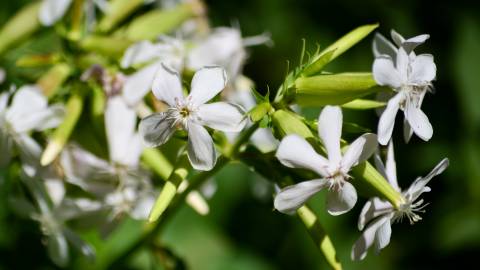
[351,142,449,260]
[274,106,377,215]
[139,64,246,170]
[0,86,64,167]
[38,0,108,27]
[372,30,436,145]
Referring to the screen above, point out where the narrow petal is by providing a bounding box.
[374,218,392,253]
[407,158,449,201]
[390,29,405,47]
[276,135,329,177]
[396,47,410,81]
[62,228,95,260]
[318,106,343,165]
[410,54,436,83]
[39,0,73,26]
[274,179,328,214]
[105,97,137,165]
[121,41,163,68]
[130,194,156,220]
[358,198,394,230]
[122,63,158,106]
[151,63,184,106]
[402,34,430,53]
[326,181,357,216]
[197,102,246,132]
[372,56,402,88]
[404,102,433,141]
[187,122,216,171]
[403,118,414,143]
[372,33,397,59]
[385,141,400,190]
[189,66,227,105]
[250,128,279,153]
[47,233,69,267]
[341,133,377,172]
[377,93,403,145]
[139,112,176,147]
[351,215,391,261]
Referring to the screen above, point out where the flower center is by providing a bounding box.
[326,170,349,192]
[392,198,429,225]
[167,96,198,129]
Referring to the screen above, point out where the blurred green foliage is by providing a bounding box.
[0,0,479,269]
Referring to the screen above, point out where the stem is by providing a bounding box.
[106,123,259,268]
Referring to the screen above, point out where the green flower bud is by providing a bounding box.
[341,99,386,110]
[294,72,384,106]
[37,63,72,99]
[97,0,145,33]
[0,2,42,55]
[302,24,378,76]
[79,36,132,57]
[272,110,314,139]
[249,102,272,122]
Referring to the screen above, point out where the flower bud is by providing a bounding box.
[294,72,384,106]
[302,24,378,76]
[79,36,132,57]
[249,102,272,122]
[123,1,204,41]
[0,2,42,55]
[97,0,145,33]
[272,110,314,139]
[37,63,72,98]
[341,99,386,110]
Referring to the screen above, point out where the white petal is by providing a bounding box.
[372,33,397,59]
[250,128,279,153]
[402,34,430,53]
[105,97,137,165]
[119,133,143,167]
[122,63,159,106]
[274,179,328,214]
[390,29,405,47]
[276,135,329,177]
[374,218,392,253]
[407,158,449,201]
[395,47,410,81]
[62,228,95,260]
[16,134,42,165]
[372,56,402,88]
[403,118,414,143]
[187,122,216,171]
[39,0,73,26]
[139,112,176,147]
[377,93,403,145]
[341,133,377,172]
[45,178,65,206]
[130,194,156,220]
[121,41,163,68]
[410,54,436,83]
[326,181,357,216]
[358,198,393,230]
[151,63,184,106]
[189,66,227,105]
[48,233,69,267]
[318,106,343,165]
[351,215,391,261]
[404,102,433,141]
[0,92,9,113]
[385,141,400,190]
[6,86,47,130]
[197,102,246,132]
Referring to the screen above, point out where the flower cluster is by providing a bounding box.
[0,0,448,268]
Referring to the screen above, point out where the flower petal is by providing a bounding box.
[374,218,392,253]
[139,112,176,147]
[402,34,430,53]
[351,214,391,261]
[403,118,413,143]
[121,41,163,68]
[341,133,377,172]
[372,56,402,88]
[274,179,328,214]
[396,47,409,81]
[39,0,73,26]
[122,63,159,106]
[47,233,69,267]
[385,141,400,190]
[358,198,394,230]
[276,134,329,177]
[377,93,403,145]
[105,96,137,165]
[151,63,184,106]
[187,122,216,171]
[250,128,279,153]
[390,29,405,47]
[197,102,246,132]
[372,33,397,59]
[318,106,343,165]
[407,158,449,201]
[404,101,433,141]
[410,54,436,83]
[189,66,227,105]
[326,181,357,216]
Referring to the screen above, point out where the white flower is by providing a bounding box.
[372,30,436,145]
[139,64,246,171]
[351,142,449,261]
[0,85,64,167]
[274,106,377,215]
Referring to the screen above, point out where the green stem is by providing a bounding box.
[106,123,259,268]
